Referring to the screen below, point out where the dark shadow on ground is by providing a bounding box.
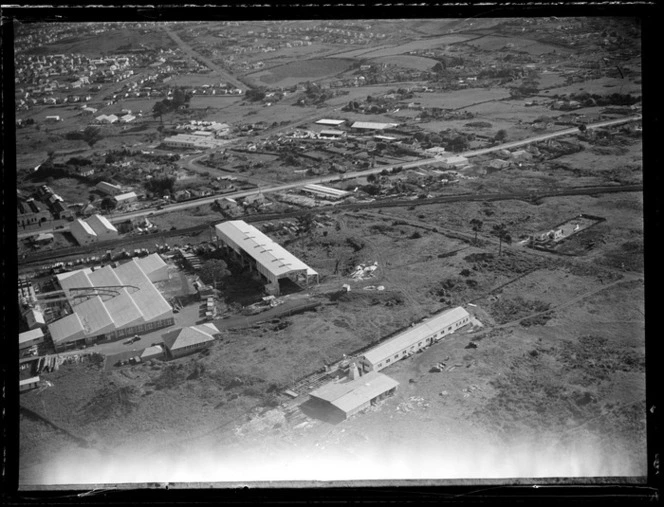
[298,398,345,425]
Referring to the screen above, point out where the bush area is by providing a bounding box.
[490,295,551,325]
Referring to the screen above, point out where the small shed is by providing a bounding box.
[19,328,45,350]
[140,344,164,361]
[20,376,41,392]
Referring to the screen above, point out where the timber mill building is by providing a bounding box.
[47,255,173,351]
[214,220,319,296]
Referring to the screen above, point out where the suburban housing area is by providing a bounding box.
[13,15,646,486]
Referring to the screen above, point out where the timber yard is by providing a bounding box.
[12,16,646,485]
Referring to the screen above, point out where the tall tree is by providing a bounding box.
[491,223,512,256]
[470,218,483,244]
[198,259,231,288]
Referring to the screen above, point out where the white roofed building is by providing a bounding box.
[315,119,346,127]
[86,214,119,241]
[135,253,170,283]
[215,220,318,295]
[302,184,351,201]
[48,259,174,351]
[318,129,346,139]
[95,181,123,196]
[70,218,98,245]
[162,323,219,359]
[19,328,45,350]
[309,371,399,421]
[350,121,397,132]
[112,192,138,206]
[359,307,471,373]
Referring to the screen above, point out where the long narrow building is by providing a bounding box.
[215,220,318,295]
[359,306,471,373]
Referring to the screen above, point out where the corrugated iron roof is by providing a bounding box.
[215,221,317,279]
[48,260,172,346]
[162,324,218,351]
[363,307,470,365]
[86,214,118,234]
[70,218,97,238]
[316,119,346,126]
[114,260,172,322]
[49,313,86,346]
[135,253,168,280]
[19,328,44,344]
[310,371,399,414]
[351,121,394,130]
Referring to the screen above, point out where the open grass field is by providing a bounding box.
[410,88,512,110]
[27,28,176,57]
[248,58,356,87]
[372,54,440,71]
[466,35,573,55]
[331,34,478,59]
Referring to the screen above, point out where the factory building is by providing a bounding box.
[215,220,319,295]
[69,214,118,245]
[48,257,174,351]
[70,218,98,245]
[302,184,351,201]
[86,214,119,241]
[350,121,398,132]
[315,119,346,127]
[359,306,471,373]
[308,371,399,421]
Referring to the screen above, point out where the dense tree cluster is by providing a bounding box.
[144,175,176,196]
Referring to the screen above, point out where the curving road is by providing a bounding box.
[18,114,641,240]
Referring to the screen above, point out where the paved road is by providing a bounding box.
[17,115,641,240]
[162,25,247,91]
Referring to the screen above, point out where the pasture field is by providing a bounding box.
[409,88,512,110]
[248,58,356,87]
[24,27,176,57]
[371,54,440,71]
[466,35,573,55]
[331,34,480,59]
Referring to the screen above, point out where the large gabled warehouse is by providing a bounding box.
[48,257,174,351]
[359,306,471,373]
[215,220,319,295]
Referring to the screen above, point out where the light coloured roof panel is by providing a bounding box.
[70,218,97,237]
[162,326,215,351]
[135,253,168,279]
[215,221,317,279]
[48,313,86,345]
[87,265,122,289]
[19,328,44,344]
[316,119,346,125]
[75,296,116,335]
[86,214,118,234]
[351,121,394,130]
[114,260,172,321]
[363,307,470,365]
[310,371,399,413]
[104,290,145,327]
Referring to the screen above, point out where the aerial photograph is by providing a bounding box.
[13,15,645,487]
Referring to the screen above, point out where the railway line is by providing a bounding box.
[18,183,642,271]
